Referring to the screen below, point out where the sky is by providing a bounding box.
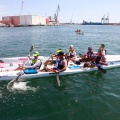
[0,0,120,23]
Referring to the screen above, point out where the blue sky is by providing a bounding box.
[0,0,120,23]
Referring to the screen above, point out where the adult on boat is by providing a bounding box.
[16,51,42,70]
[83,49,108,68]
[73,47,95,65]
[43,48,62,66]
[95,49,108,65]
[66,45,77,63]
[95,44,107,65]
[80,47,95,62]
[42,51,67,73]
[98,44,106,55]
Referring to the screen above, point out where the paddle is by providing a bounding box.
[91,62,106,74]
[13,45,35,82]
[97,64,106,74]
[41,53,60,86]
[49,72,60,86]
[56,73,60,86]
[51,54,61,86]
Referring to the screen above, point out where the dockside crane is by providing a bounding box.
[54,4,60,24]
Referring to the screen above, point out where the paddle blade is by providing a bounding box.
[30,45,34,52]
[98,66,106,74]
[56,75,60,86]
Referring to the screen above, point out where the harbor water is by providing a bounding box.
[0,25,120,120]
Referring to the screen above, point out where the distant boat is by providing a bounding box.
[82,21,102,25]
[75,30,84,35]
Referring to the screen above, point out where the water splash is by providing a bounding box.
[7,80,39,92]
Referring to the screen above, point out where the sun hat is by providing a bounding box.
[33,51,39,56]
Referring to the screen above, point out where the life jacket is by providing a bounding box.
[55,59,64,70]
[86,52,94,60]
[68,50,76,58]
[31,59,42,69]
[95,56,101,64]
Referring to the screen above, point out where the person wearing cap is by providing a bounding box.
[43,48,62,66]
[83,49,108,68]
[96,44,107,64]
[91,49,108,66]
[17,51,42,70]
[43,51,67,73]
[66,45,77,63]
[98,44,106,55]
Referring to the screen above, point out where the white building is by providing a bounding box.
[20,15,46,26]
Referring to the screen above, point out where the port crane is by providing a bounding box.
[54,4,60,24]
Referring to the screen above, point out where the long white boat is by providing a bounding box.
[0,55,120,68]
[0,58,120,81]
[0,56,50,68]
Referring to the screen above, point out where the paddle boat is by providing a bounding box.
[0,55,120,81]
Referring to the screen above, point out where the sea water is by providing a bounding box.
[0,25,120,120]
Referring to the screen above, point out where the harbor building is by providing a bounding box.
[1,15,46,27]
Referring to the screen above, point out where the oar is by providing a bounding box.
[91,62,106,74]
[56,73,60,86]
[51,54,61,86]
[97,64,106,74]
[13,45,35,82]
[49,72,60,86]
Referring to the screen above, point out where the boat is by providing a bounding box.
[0,55,120,68]
[0,56,50,68]
[75,30,84,35]
[82,21,102,25]
[0,55,120,81]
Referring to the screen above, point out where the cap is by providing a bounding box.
[100,44,105,48]
[69,45,74,48]
[57,51,64,56]
[56,48,62,53]
[88,47,92,50]
[33,51,39,56]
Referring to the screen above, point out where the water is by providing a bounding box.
[0,25,120,120]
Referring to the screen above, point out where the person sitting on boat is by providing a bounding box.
[65,45,77,63]
[95,49,108,65]
[98,44,106,55]
[16,51,42,71]
[94,44,107,65]
[43,48,62,66]
[81,47,95,62]
[73,47,95,65]
[42,51,67,73]
[83,49,108,68]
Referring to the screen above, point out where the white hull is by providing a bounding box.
[0,55,120,68]
[0,60,120,81]
[0,56,50,68]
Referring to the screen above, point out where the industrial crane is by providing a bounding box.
[54,4,60,24]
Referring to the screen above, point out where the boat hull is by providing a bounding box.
[0,60,120,81]
[0,55,120,68]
